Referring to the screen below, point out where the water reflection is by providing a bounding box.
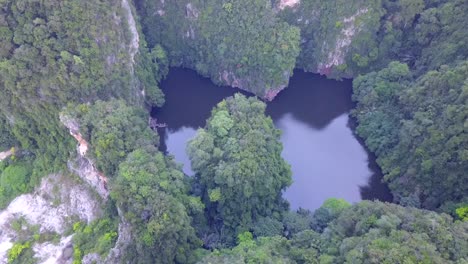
[152,68,392,210]
[162,126,197,175]
[277,113,372,210]
[266,70,353,130]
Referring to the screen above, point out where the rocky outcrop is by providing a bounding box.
[0,174,103,263]
[317,8,369,73]
[60,113,133,263]
[219,70,290,101]
[277,0,300,10]
[103,208,133,263]
[33,235,73,264]
[60,114,109,199]
[138,0,300,101]
[122,0,140,65]
[0,148,14,161]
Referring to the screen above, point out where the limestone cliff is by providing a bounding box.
[137,0,300,100]
[0,173,104,264]
[279,0,383,78]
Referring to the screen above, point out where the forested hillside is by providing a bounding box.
[200,201,468,263]
[137,0,301,98]
[0,0,466,263]
[0,0,166,174]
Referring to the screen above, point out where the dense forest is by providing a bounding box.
[0,0,466,263]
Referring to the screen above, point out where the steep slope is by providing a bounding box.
[0,173,104,264]
[137,0,300,99]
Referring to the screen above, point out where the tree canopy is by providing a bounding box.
[111,146,203,263]
[353,61,468,209]
[66,99,158,177]
[188,94,292,242]
[199,201,468,263]
[137,0,300,97]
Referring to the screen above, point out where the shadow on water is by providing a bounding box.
[266,70,353,130]
[347,117,394,202]
[151,68,249,133]
[152,67,392,210]
[151,68,249,154]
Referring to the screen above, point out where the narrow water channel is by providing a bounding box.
[152,67,392,210]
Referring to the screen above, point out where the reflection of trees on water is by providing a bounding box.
[152,67,393,205]
[266,70,353,130]
[348,117,393,202]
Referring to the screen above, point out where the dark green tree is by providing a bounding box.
[137,0,300,97]
[67,99,158,177]
[200,201,468,264]
[187,94,292,240]
[353,61,468,209]
[111,147,203,263]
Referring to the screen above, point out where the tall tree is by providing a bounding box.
[187,94,292,241]
[111,146,203,263]
[353,61,468,209]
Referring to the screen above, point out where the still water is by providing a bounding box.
[152,68,392,210]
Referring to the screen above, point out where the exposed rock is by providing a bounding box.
[60,114,130,263]
[60,113,109,198]
[317,8,369,73]
[121,0,140,65]
[33,235,73,264]
[220,70,288,101]
[277,0,300,10]
[186,3,199,19]
[67,157,109,199]
[264,88,284,101]
[82,253,101,264]
[104,207,133,263]
[0,148,14,161]
[0,174,103,263]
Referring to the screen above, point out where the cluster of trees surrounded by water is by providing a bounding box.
[0,0,467,263]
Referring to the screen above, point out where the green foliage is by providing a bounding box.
[138,0,300,97]
[279,0,384,75]
[72,218,118,263]
[321,201,468,263]
[8,242,30,263]
[199,235,295,264]
[353,61,468,209]
[279,0,467,78]
[253,217,284,238]
[111,146,203,263]
[237,232,254,244]
[283,209,313,236]
[311,198,351,232]
[0,0,168,185]
[7,239,36,264]
[0,117,17,151]
[188,94,292,241]
[456,206,468,221]
[67,99,158,177]
[135,44,169,107]
[200,201,468,263]
[0,161,32,209]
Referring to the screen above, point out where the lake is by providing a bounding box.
[152,67,392,210]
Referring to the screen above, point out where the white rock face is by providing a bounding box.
[318,8,369,71]
[33,235,73,264]
[122,0,140,65]
[60,113,109,199]
[277,0,300,10]
[0,148,13,161]
[0,174,103,263]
